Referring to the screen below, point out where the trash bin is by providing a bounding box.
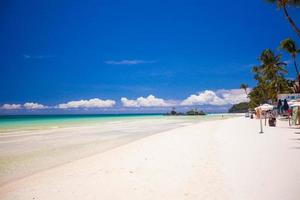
[268,117,276,127]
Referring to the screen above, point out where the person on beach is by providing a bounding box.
[283,99,289,113]
[277,99,282,115]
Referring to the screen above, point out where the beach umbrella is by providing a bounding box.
[258,104,274,133]
[259,104,274,111]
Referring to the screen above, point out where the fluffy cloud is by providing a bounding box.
[1,102,48,110]
[23,102,46,109]
[216,89,248,105]
[181,89,248,106]
[1,104,22,110]
[121,95,171,107]
[120,98,139,107]
[57,98,116,109]
[105,60,155,65]
[181,90,225,106]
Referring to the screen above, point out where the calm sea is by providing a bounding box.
[0,114,234,133]
[0,113,236,185]
[0,114,164,132]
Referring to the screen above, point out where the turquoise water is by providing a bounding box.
[0,114,163,133]
[0,114,237,133]
[0,113,236,185]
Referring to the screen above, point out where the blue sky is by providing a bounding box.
[1,0,300,114]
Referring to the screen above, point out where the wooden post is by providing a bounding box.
[260,109,263,134]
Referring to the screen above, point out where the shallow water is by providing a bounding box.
[0,114,162,133]
[0,114,237,186]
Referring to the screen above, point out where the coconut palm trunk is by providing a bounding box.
[240,84,248,97]
[283,4,300,38]
[292,55,299,75]
[292,55,300,92]
[244,89,248,96]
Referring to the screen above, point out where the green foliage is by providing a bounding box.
[240,83,248,95]
[228,102,249,113]
[248,1,300,109]
[265,0,300,38]
[266,0,300,8]
[279,38,300,76]
[248,49,292,109]
[240,83,248,89]
[280,38,298,57]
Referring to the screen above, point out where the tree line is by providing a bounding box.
[241,0,300,109]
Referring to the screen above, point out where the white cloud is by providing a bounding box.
[121,95,171,107]
[216,89,248,105]
[1,104,22,110]
[120,98,139,107]
[23,102,47,109]
[57,98,116,109]
[181,90,226,106]
[105,60,155,65]
[181,89,248,106]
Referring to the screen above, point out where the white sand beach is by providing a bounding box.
[0,116,299,200]
[0,116,225,186]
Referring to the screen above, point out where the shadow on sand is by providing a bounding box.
[290,147,300,149]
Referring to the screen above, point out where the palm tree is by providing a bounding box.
[258,49,288,102]
[279,38,299,76]
[258,49,288,80]
[267,0,300,38]
[249,49,292,108]
[240,83,248,96]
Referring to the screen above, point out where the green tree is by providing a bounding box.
[258,49,287,80]
[240,83,248,96]
[248,49,291,108]
[279,38,300,76]
[228,102,249,113]
[267,0,300,37]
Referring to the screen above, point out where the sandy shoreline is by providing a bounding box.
[1,117,299,199]
[0,116,210,186]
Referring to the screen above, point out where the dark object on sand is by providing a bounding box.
[269,117,276,127]
[277,99,283,115]
[283,99,289,111]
